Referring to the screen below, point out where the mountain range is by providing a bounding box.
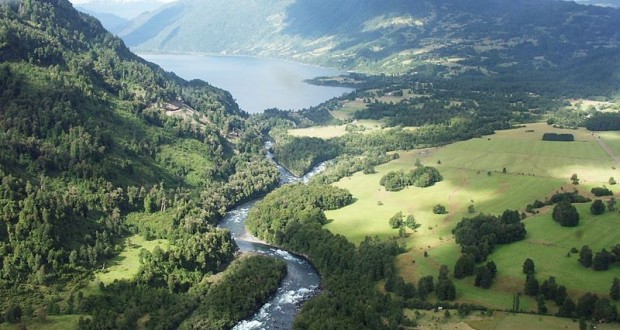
[115,0,620,88]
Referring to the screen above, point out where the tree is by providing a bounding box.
[389,211,404,229]
[555,285,568,306]
[540,276,558,300]
[436,280,456,300]
[474,265,494,289]
[571,173,579,185]
[579,245,593,268]
[590,199,606,215]
[524,274,539,296]
[557,297,576,317]
[552,200,580,227]
[610,278,620,301]
[610,177,617,185]
[418,276,434,298]
[433,204,447,214]
[608,197,617,212]
[576,292,598,318]
[592,297,617,322]
[523,258,535,275]
[537,294,548,314]
[404,214,419,230]
[3,304,22,323]
[467,204,475,214]
[592,249,612,271]
[454,254,475,279]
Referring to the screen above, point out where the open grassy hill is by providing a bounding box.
[323,122,620,311]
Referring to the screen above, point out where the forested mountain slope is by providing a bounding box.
[0,1,280,323]
[121,0,620,90]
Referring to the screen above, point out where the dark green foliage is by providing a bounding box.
[474,262,496,289]
[576,292,598,318]
[586,113,620,131]
[523,258,536,275]
[593,298,618,322]
[552,200,580,227]
[591,187,613,197]
[557,297,576,318]
[453,254,475,279]
[380,165,443,191]
[592,249,612,271]
[555,285,568,306]
[536,294,548,314]
[590,199,606,215]
[187,255,287,329]
[524,274,540,296]
[610,278,620,301]
[453,211,526,262]
[389,211,404,229]
[246,184,401,329]
[77,281,197,329]
[540,276,558,300]
[404,214,419,230]
[417,276,435,299]
[435,265,456,301]
[548,191,591,204]
[579,245,594,267]
[274,136,340,176]
[3,304,22,323]
[433,204,447,214]
[542,133,574,141]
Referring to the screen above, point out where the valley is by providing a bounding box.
[2,0,620,329]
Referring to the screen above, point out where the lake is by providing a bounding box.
[139,54,353,114]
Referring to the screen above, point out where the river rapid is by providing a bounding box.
[217,143,329,330]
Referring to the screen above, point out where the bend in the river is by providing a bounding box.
[218,143,329,330]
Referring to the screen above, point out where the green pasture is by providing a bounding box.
[324,123,620,309]
[0,315,83,330]
[287,119,383,139]
[94,234,169,285]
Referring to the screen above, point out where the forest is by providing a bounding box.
[0,0,284,328]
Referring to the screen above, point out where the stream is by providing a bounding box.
[217,143,329,330]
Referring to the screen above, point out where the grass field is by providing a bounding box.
[0,315,82,330]
[94,234,169,285]
[324,122,620,311]
[402,310,620,330]
[287,119,383,138]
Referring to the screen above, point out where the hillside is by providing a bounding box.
[120,0,620,93]
[0,1,283,327]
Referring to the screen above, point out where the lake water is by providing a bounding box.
[139,54,353,113]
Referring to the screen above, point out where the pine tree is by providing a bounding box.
[610,278,620,301]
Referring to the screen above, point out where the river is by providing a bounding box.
[217,143,329,330]
[139,54,353,113]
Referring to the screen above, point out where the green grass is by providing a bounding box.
[0,315,83,330]
[287,119,383,139]
[324,122,620,309]
[95,234,169,285]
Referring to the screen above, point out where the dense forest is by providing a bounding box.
[0,0,285,328]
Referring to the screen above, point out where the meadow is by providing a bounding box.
[321,122,620,312]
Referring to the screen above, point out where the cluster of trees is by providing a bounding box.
[453,210,526,262]
[552,199,580,227]
[380,165,443,192]
[274,136,341,176]
[578,244,620,271]
[542,133,575,141]
[246,184,410,328]
[184,255,287,329]
[585,113,620,131]
[526,190,590,213]
[312,151,399,184]
[453,254,497,289]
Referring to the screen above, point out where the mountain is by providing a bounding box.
[76,7,129,33]
[573,0,620,7]
[120,0,620,91]
[0,1,281,319]
[70,0,173,19]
